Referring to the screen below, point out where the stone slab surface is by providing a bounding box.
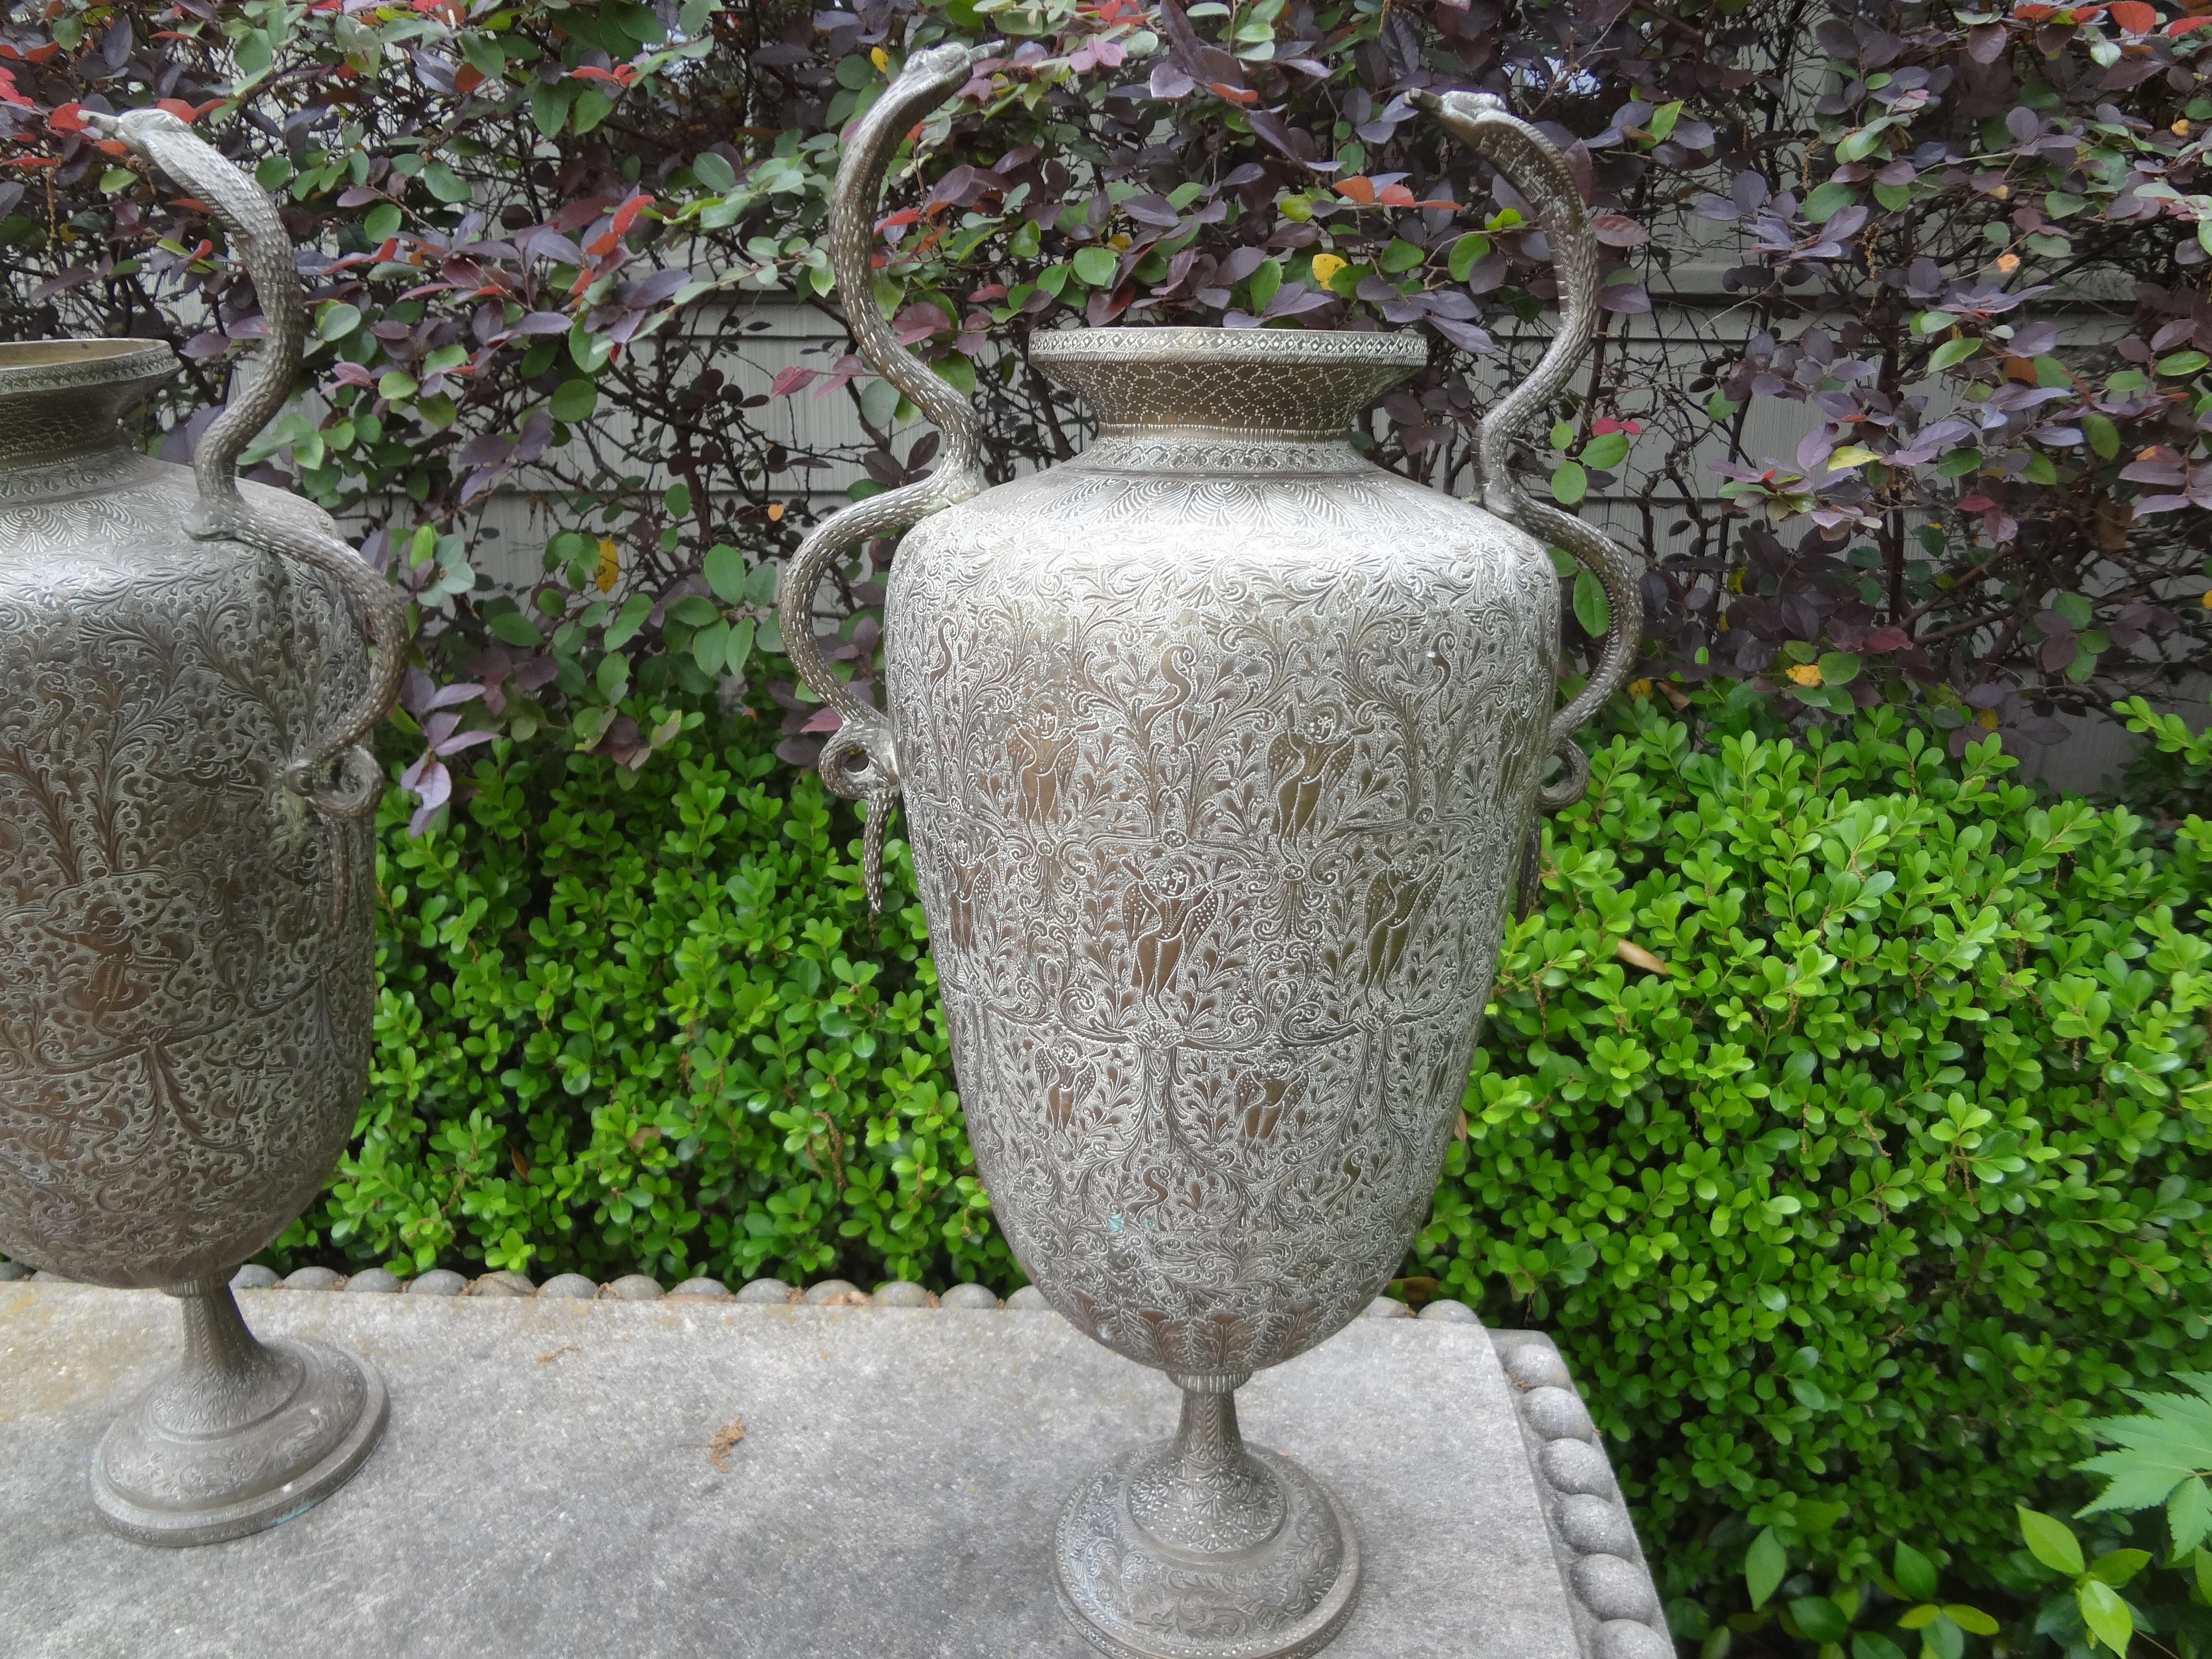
[0,1284,1604,1659]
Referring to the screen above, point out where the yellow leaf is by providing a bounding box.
[1996,252,2020,273]
[1628,678,1654,697]
[1827,445,1881,470]
[1615,938,1670,974]
[595,538,618,592]
[767,502,786,522]
[870,46,889,72]
[1310,252,1347,286]
[1786,663,1822,687]
[2176,119,2193,137]
[2200,589,2212,608]
[1978,708,2000,729]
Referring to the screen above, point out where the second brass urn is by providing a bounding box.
[785,46,1642,1659]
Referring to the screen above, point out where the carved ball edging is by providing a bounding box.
[1491,1329,1674,1659]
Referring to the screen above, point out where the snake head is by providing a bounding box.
[82,106,195,156]
[896,39,1003,91]
[1408,88,1511,134]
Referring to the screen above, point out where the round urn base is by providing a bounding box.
[1054,1430,1362,1659]
[89,1284,388,1547]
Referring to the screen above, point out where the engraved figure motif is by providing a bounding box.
[780,46,1642,1659]
[0,109,402,1548]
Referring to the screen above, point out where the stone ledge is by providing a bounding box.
[0,1282,1657,1659]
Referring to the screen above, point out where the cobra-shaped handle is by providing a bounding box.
[1410,91,1643,817]
[89,108,406,822]
[778,43,993,910]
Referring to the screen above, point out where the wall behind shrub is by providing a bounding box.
[284,687,2212,1603]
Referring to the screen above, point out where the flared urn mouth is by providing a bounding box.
[0,338,178,467]
[1028,325,1426,440]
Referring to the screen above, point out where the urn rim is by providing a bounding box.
[1026,325,1428,371]
[1026,325,1426,439]
[0,337,179,399]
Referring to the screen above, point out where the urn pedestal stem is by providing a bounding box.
[1054,1372,1361,1659]
[88,1279,388,1547]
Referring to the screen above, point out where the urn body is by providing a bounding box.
[887,332,1559,1379]
[0,341,373,1289]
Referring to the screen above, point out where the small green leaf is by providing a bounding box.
[1898,1605,1939,1629]
[1790,1597,1851,1644]
[596,651,629,700]
[1922,1614,1966,1659]
[1448,233,1490,282]
[667,595,720,628]
[1378,238,1425,274]
[1746,1526,1788,1610]
[2082,412,2120,461]
[693,151,737,192]
[364,202,402,244]
[1574,569,1611,637]
[2169,1477,2212,1559]
[1551,462,1589,506]
[1852,1636,1907,1659]
[664,482,693,519]
[1549,421,1576,452]
[316,302,362,343]
[1928,338,1981,372]
[1894,1542,1940,1601]
[1248,256,1283,313]
[692,618,732,677]
[2020,1507,2086,1577]
[723,614,756,674]
[530,79,574,139]
[487,609,544,648]
[1072,245,1119,288]
[1803,181,1860,223]
[603,593,653,649]
[2157,350,2210,378]
[421,160,473,204]
[1648,100,1683,141]
[1945,1604,2000,1636]
[1817,652,1861,687]
[2078,1580,2134,1656]
[1582,431,1631,471]
[550,380,599,424]
[704,543,747,605]
[2089,1549,2152,1588]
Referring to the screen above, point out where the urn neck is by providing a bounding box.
[0,339,178,473]
[1029,325,1425,442]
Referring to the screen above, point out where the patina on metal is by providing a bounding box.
[0,109,403,1547]
[781,47,1641,1659]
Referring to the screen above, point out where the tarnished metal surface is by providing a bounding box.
[784,48,1642,1659]
[0,114,397,1543]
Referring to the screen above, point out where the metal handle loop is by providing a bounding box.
[91,108,406,822]
[777,43,994,910]
[1410,91,1643,817]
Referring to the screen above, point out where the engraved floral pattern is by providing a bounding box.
[0,373,374,1290]
[889,424,1558,1382]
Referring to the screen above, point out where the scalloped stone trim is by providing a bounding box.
[1491,1330,1672,1659]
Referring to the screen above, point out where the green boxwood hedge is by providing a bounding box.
[281,687,2212,1610]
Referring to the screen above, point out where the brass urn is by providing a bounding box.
[0,111,404,1546]
[785,48,1642,1659]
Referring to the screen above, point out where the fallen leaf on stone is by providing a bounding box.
[1615,938,1669,974]
[707,1413,746,1473]
[536,1344,580,1364]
